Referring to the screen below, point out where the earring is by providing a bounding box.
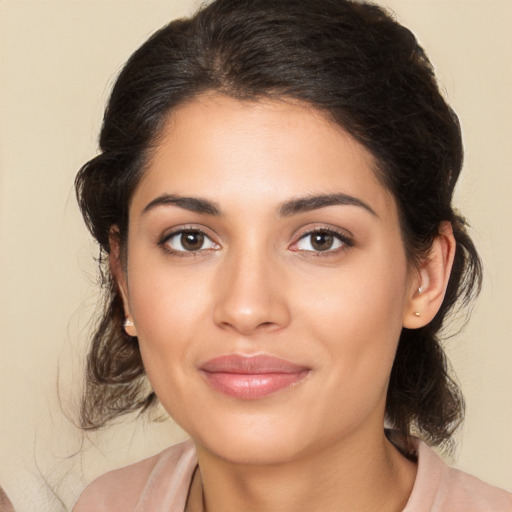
[414,285,423,317]
[123,318,136,336]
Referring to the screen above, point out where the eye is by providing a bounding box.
[162,229,219,253]
[294,229,351,253]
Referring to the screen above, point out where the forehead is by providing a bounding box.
[132,94,397,220]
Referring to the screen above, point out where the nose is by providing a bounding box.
[213,247,291,336]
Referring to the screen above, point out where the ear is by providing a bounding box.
[109,227,137,337]
[403,221,456,329]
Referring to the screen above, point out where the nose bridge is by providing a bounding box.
[213,239,289,334]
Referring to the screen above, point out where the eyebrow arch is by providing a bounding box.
[279,193,377,217]
[142,194,221,216]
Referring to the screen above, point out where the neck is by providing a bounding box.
[186,428,417,512]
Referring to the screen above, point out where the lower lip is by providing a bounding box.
[201,370,309,399]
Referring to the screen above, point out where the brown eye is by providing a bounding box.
[181,231,205,251]
[164,230,218,252]
[310,233,334,251]
[295,230,347,252]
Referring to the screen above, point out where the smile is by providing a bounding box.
[199,354,311,399]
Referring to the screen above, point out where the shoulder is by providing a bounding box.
[404,440,512,512]
[73,439,197,512]
[0,486,15,512]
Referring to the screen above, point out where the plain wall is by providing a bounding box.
[1,1,511,510]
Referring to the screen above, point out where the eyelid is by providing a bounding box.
[158,225,220,255]
[289,225,354,253]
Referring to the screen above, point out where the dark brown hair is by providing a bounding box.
[76,0,482,449]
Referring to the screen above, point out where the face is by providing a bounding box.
[118,94,417,464]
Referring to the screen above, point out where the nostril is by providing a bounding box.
[217,319,278,334]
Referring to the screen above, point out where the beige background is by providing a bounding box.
[1,1,511,510]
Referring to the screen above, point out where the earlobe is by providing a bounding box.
[109,227,137,337]
[403,221,456,329]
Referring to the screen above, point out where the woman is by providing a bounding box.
[72,0,512,510]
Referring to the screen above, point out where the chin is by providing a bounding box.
[186,409,325,466]
[200,433,308,466]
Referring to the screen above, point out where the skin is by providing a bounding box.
[112,93,455,512]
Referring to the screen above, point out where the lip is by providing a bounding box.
[199,354,310,400]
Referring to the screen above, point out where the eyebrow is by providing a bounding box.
[278,193,377,217]
[142,194,222,216]
[142,192,377,218]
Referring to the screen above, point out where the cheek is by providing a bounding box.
[293,251,409,383]
[129,249,212,326]
[126,262,213,388]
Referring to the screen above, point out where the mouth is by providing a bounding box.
[199,354,311,400]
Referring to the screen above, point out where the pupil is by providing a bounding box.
[182,232,204,251]
[312,233,333,251]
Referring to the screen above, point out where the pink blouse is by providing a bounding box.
[74,438,512,511]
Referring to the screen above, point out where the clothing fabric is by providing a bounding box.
[73,438,512,511]
[0,486,15,512]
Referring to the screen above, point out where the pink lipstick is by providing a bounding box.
[199,355,310,399]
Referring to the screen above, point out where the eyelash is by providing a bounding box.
[158,226,353,257]
[292,227,354,255]
[158,227,218,257]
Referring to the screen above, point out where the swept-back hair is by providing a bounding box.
[76,0,482,449]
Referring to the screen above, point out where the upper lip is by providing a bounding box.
[200,354,309,374]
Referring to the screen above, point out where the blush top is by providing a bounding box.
[73,437,512,512]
